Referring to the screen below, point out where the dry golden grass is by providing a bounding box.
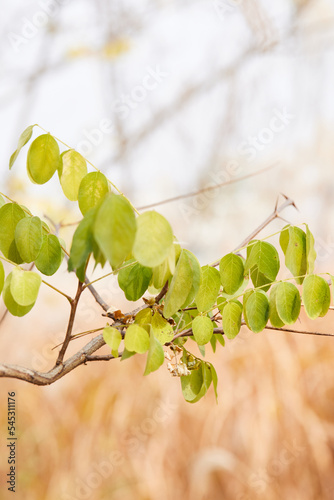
[1,288,334,500]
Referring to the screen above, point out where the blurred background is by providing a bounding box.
[1,0,334,498]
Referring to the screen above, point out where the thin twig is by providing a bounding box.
[85,353,122,361]
[155,280,169,303]
[212,193,297,267]
[265,326,334,338]
[55,280,84,365]
[137,164,276,210]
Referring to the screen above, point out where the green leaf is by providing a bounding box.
[94,194,136,269]
[219,253,244,295]
[15,216,43,263]
[152,259,171,290]
[27,134,60,184]
[192,315,214,345]
[103,326,122,358]
[245,241,280,290]
[217,296,227,313]
[124,324,150,354]
[181,250,201,308]
[163,250,193,318]
[220,274,249,300]
[245,290,269,333]
[10,267,41,306]
[281,226,306,284]
[78,172,109,215]
[58,150,87,201]
[2,272,35,317]
[144,331,165,375]
[210,334,217,352]
[121,348,136,361]
[68,208,96,278]
[0,261,5,294]
[134,308,152,327]
[195,265,221,313]
[275,282,301,325]
[133,211,174,268]
[302,275,331,319]
[279,226,290,254]
[118,260,152,301]
[35,234,62,276]
[181,361,213,403]
[9,124,35,169]
[190,363,212,403]
[242,289,254,330]
[269,284,285,328]
[151,311,174,344]
[181,365,204,402]
[152,242,180,290]
[0,195,5,209]
[250,269,272,292]
[222,300,242,339]
[215,334,225,347]
[208,362,218,403]
[305,225,317,275]
[0,203,26,263]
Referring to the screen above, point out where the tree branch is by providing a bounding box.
[0,333,107,386]
[56,280,84,365]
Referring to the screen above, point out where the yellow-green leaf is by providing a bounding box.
[192,315,214,345]
[35,234,63,276]
[118,260,152,301]
[269,284,285,328]
[15,216,43,263]
[245,241,280,291]
[103,326,122,358]
[144,331,165,375]
[9,124,35,169]
[219,253,244,295]
[275,281,301,325]
[195,265,220,313]
[94,194,136,269]
[27,134,60,184]
[151,311,174,344]
[306,225,317,275]
[0,261,5,294]
[78,172,109,215]
[281,226,307,284]
[0,203,26,263]
[181,250,201,308]
[163,250,193,318]
[10,267,41,306]
[245,290,269,333]
[302,275,330,319]
[58,150,87,201]
[124,324,150,354]
[222,300,242,339]
[133,211,174,268]
[2,272,35,317]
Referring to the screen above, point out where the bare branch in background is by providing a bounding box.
[138,163,277,210]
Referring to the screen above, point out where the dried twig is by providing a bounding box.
[138,164,276,210]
